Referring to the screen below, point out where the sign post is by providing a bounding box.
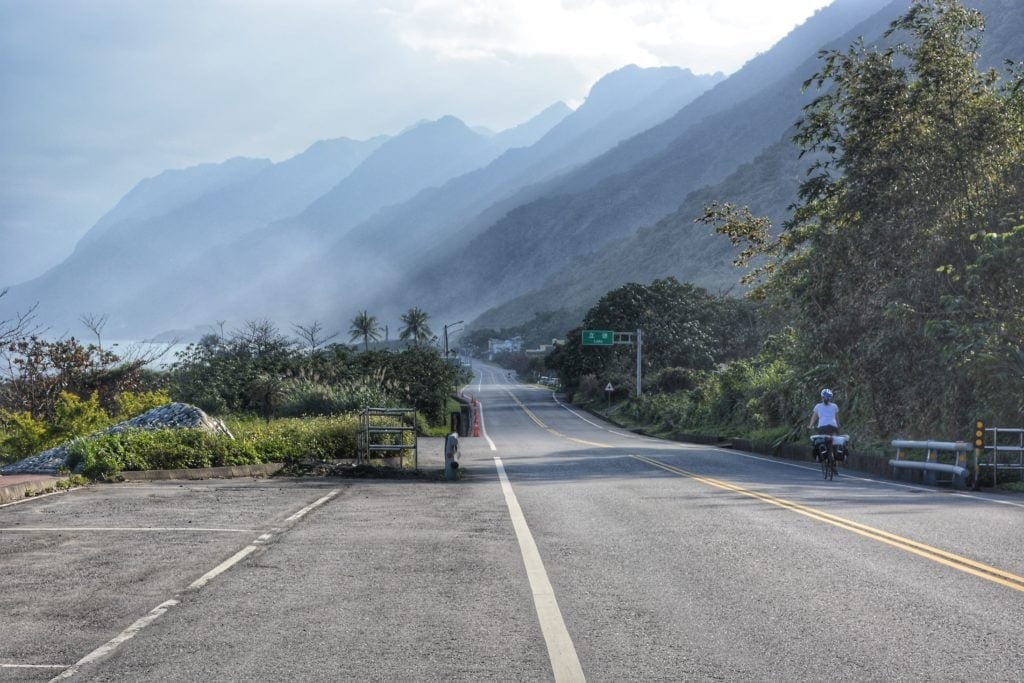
[582,329,643,397]
[582,330,614,346]
[605,382,613,409]
[635,328,642,398]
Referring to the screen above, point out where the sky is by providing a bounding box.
[0,0,834,286]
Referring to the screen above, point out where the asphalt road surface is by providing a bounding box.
[2,360,1023,681]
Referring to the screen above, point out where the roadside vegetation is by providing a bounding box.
[0,308,468,478]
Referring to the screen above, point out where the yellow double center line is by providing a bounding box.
[630,453,1024,593]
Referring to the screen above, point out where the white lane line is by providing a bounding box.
[551,393,657,441]
[0,527,258,533]
[188,545,259,590]
[286,489,340,522]
[494,457,585,682]
[1,664,69,669]
[49,488,341,680]
[50,599,180,681]
[476,400,497,451]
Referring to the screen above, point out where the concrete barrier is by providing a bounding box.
[118,463,285,481]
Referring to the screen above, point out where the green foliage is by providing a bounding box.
[699,0,1024,441]
[66,416,362,479]
[0,410,50,460]
[0,336,146,420]
[167,321,463,426]
[52,391,111,440]
[115,390,172,419]
[276,376,393,417]
[226,415,359,462]
[548,278,764,393]
[460,310,578,357]
[399,307,433,345]
[491,351,546,381]
[349,310,382,352]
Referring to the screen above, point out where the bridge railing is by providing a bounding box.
[980,428,1024,486]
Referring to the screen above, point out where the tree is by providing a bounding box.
[547,278,759,392]
[79,312,109,352]
[348,311,381,352]
[0,288,41,346]
[705,0,1024,436]
[293,320,338,351]
[399,307,432,346]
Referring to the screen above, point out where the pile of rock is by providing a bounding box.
[0,403,233,475]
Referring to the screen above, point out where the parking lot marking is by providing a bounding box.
[1,664,69,669]
[0,526,258,533]
[51,599,180,681]
[285,489,339,522]
[46,488,341,680]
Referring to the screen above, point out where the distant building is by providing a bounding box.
[487,336,523,359]
[525,338,565,357]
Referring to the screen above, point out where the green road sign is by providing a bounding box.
[582,329,614,346]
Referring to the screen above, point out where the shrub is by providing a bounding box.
[52,391,111,440]
[650,367,696,394]
[115,390,172,419]
[276,378,393,417]
[0,410,50,461]
[66,428,264,479]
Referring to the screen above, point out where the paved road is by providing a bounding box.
[2,361,1023,680]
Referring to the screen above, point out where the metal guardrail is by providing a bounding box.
[889,440,972,485]
[358,408,417,468]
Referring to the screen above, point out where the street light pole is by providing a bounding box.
[443,320,464,360]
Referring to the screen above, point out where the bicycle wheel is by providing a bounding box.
[821,453,830,479]
[826,452,836,480]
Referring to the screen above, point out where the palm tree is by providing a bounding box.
[349,310,382,351]
[399,307,432,345]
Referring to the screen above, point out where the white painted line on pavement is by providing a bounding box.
[550,394,640,439]
[0,526,259,533]
[0,489,67,508]
[49,488,341,680]
[476,400,497,451]
[1,664,69,669]
[51,599,180,681]
[188,545,259,590]
[285,489,340,522]
[494,457,585,682]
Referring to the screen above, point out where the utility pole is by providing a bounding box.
[636,328,643,397]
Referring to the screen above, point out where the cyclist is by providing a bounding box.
[809,388,839,435]
[809,388,839,461]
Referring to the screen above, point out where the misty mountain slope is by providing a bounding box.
[336,66,724,261]
[74,157,272,252]
[393,2,908,328]
[471,136,805,330]
[295,116,515,236]
[99,107,579,334]
[486,102,574,151]
[0,137,384,333]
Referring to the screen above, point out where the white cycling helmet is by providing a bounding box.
[820,388,833,400]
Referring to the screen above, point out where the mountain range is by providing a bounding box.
[4,0,1021,343]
